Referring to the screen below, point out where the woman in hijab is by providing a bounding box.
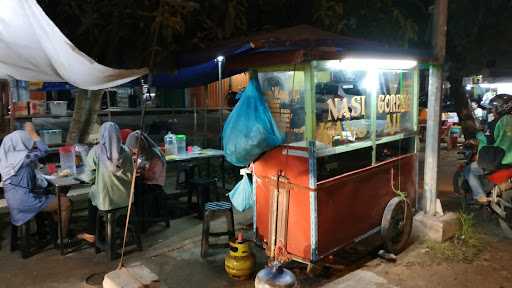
[0,123,72,239]
[125,130,167,231]
[78,122,133,243]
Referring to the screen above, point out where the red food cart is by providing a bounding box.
[252,57,420,264]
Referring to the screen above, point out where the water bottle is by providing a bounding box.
[176,134,186,155]
[164,132,177,155]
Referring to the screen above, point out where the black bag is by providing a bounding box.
[477,145,505,172]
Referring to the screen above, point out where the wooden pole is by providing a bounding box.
[424,0,448,215]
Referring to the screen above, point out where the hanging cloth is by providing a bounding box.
[0,0,147,89]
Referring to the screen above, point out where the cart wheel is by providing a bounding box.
[381,197,413,254]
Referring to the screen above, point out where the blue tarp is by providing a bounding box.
[151,61,246,89]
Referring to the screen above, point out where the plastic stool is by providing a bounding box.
[10,213,56,259]
[95,207,143,262]
[134,184,171,234]
[201,201,235,258]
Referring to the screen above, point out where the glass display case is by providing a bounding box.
[258,59,419,168]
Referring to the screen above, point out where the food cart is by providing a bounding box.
[252,57,419,264]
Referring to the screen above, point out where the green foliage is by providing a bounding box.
[313,0,344,33]
[38,0,428,70]
[340,0,426,47]
[38,0,247,70]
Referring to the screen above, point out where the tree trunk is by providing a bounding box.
[66,89,104,145]
[450,73,478,139]
[80,90,103,144]
[0,81,10,138]
[66,89,88,145]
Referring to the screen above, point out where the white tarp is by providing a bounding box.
[0,0,148,90]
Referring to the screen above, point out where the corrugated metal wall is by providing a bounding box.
[189,73,249,108]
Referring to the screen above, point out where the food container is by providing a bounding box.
[40,129,63,146]
[164,132,177,155]
[29,101,46,115]
[176,134,186,155]
[11,102,28,116]
[59,145,76,176]
[29,91,46,101]
[48,101,67,115]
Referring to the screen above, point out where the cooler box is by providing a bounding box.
[48,101,67,115]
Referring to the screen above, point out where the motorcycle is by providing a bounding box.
[453,141,512,238]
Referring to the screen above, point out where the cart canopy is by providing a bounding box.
[154,25,430,89]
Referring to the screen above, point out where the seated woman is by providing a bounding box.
[125,131,167,231]
[78,122,133,243]
[0,123,72,242]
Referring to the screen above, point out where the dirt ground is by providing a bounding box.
[0,148,510,288]
[315,148,512,288]
[361,149,512,288]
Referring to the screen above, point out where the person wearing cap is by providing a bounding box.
[464,94,512,204]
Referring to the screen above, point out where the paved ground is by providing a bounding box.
[0,148,511,287]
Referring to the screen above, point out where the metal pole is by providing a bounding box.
[217,57,223,147]
[424,65,443,215]
[106,89,112,122]
[423,0,448,215]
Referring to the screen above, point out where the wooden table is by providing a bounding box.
[46,176,82,255]
[165,149,226,192]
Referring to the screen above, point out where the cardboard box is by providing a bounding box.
[11,102,28,116]
[30,91,46,101]
[29,101,46,115]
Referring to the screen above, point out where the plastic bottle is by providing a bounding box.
[176,134,186,155]
[58,145,76,175]
[164,132,177,155]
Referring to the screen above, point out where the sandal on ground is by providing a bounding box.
[476,195,491,205]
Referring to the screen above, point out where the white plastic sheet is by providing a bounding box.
[0,0,148,90]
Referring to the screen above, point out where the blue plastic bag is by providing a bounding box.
[228,174,254,212]
[222,77,284,166]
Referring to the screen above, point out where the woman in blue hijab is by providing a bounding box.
[0,123,72,239]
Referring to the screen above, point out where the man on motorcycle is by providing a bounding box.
[464,94,512,204]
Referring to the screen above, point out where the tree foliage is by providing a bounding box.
[38,0,428,71]
[38,0,247,70]
[340,0,428,47]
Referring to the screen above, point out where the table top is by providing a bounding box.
[165,148,224,162]
[45,176,81,187]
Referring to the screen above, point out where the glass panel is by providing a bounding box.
[258,71,305,144]
[375,137,415,163]
[376,70,415,138]
[313,62,371,151]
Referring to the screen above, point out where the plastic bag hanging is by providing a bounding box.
[222,75,284,166]
[228,174,254,212]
